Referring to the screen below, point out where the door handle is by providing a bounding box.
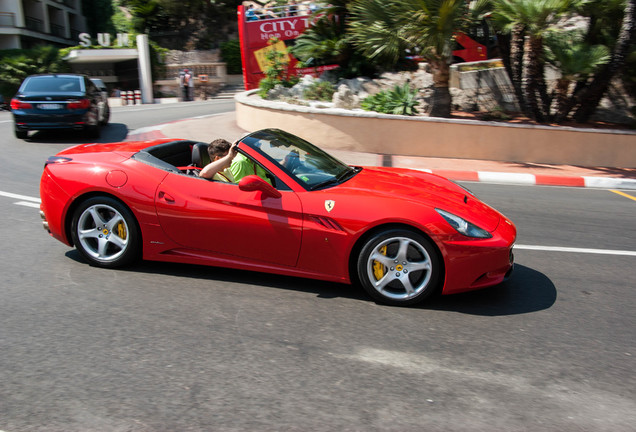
[158,191,175,203]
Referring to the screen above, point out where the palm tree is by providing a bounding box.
[492,0,582,121]
[544,31,610,121]
[348,0,468,117]
[290,15,350,67]
[572,0,635,122]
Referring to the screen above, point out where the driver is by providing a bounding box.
[199,138,272,185]
[199,139,236,182]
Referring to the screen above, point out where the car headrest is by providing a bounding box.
[192,142,210,168]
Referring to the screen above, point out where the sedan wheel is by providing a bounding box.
[357,229,440,306]
[100,105,110,126]
[71,197,140,268]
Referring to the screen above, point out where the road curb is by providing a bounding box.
[418,169,636,190]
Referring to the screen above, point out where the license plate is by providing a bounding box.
[39,103,63,110]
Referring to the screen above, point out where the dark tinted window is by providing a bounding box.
[23,76,82,93]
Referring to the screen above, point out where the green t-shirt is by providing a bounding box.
[230,153,272,185]
[213,168,234,183]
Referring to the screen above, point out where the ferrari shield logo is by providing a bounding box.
[325,200,335,213]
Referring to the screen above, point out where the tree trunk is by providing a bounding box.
[573,0,635,122]
[428,59,452,118]
[554,78,572,122]
[521,35,545,121]
[507,24,526,113]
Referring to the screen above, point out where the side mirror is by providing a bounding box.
[238,175,282,199]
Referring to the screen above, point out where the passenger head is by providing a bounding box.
[208,139,232,161]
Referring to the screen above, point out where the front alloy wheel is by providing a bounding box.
[71,197,140,268]
[357,229,440,306]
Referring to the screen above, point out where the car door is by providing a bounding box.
[154,172,304,267]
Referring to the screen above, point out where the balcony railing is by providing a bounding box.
[25,16,44,33]
[0,12,16,27]
[50,23,65,38]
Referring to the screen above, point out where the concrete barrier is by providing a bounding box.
[236,91,636,168]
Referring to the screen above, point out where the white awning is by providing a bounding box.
[64,49,139,63]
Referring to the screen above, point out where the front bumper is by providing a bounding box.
[440,216,516,295]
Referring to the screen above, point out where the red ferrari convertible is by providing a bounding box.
[40,129,516,306]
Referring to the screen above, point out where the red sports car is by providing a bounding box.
[40,128,516,306]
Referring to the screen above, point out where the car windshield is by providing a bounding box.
[241,129,359,190]
[23,76,81,93]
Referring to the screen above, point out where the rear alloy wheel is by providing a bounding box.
[357,229,440,306]
[71,197,140,268]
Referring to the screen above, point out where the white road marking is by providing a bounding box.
[516,244,636,257]
[0,190,41,203]
[15,201,41,208]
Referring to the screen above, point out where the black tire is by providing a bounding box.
[14,128,28,139]
[70,196,141,268]
[100,105,110,126]
[356,229,440,306]
[85,123,101,139]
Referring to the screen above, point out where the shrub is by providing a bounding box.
[361,83,419,116]
[303,81,335,101]
[220,39,242,75]
[258,39,299,98]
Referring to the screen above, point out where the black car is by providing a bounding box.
[11,74,110,139]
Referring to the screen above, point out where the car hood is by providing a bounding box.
[340,166,501,232]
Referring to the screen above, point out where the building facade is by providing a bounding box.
[0,0,86,49]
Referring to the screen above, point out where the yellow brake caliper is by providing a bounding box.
[116,221,127,240]
[373,245,387,281]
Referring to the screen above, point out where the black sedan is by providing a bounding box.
[11,74,109,139]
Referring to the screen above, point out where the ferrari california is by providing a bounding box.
[39,128,516,306]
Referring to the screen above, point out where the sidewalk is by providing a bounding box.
[127,111,636,190]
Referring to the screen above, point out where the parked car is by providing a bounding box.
[90,78,109,100]
[11,74,110,139]
[39,129,516,306]
[0,94,8,111]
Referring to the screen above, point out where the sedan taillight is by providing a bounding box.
[10,99,32,110]
[67,99,90,109]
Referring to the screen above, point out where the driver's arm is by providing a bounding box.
[199,144,238,179]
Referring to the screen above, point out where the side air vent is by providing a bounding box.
[308,216,345,232]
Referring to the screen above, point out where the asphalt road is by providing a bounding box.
[1,103,635,431]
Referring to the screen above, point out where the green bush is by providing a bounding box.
[220,39,242,75]
[0,45,69,100]
[361,83,419,116]
[258,39,299,98]
[303,81,335,101]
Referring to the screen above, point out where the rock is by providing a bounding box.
[332,84,360,109]
[266,84,291,100]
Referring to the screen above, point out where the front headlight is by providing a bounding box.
[435,208,492,239]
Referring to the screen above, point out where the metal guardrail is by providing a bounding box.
[243,3,321,21]
[51,23,65,38]
[25,16,44,32]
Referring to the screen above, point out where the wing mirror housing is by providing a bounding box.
[238,175,282,198]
